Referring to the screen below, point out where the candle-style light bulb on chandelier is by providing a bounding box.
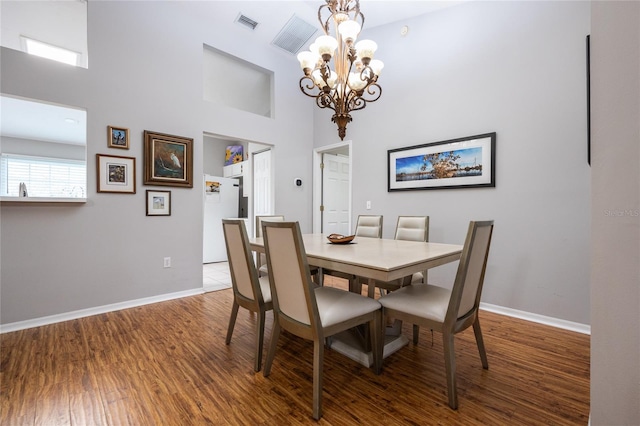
[297,0,383,140]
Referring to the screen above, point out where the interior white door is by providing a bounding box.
[322,153,350,235]
[253,149,272,235]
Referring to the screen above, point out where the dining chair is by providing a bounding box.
[379,220,494,409]
[222,219,273,372]
[255,215,285,276]
[355,214,383,238]
[375,215,430,294]
[326,214,384,293]
[261,221,383,420]
[256,214,320,284]
[348,214,384,293]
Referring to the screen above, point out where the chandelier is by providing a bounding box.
[297,0,383,140]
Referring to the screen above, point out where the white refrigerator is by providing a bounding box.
[203,175,240,263]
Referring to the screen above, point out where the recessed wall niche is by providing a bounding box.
[203,44,273,118]
[0,0,88,68]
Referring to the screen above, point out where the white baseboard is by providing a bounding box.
[480,302,591,335]
[0,288,204,334]
[1,290,590,336]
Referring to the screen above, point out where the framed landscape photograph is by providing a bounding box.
[108,126,129,149]
[143,130,193,188]
[96,154,136,193]
[388,133,496,191]
[146,190,171,216]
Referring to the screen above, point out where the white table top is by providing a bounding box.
[249,233,462,284]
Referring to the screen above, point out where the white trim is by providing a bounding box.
[0,291,591,335]
[0,288,204,334]
[312,141,353,234]
[480,302,591,335]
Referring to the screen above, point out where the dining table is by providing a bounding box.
[249,233,463,367]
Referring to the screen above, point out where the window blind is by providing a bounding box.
[0,154,86,198]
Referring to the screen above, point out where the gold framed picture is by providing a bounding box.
[107,126,129,149]
[143,130,193,188]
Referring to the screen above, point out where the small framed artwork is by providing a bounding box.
[96,154,136,193]
[388,132,496,191]
[108,126,129,149]
[225,145,244,165]
[143,130,193,188]
[146,190,171,216]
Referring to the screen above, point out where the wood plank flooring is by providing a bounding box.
[1,277,590,425]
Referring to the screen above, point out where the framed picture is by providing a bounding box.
[108,126,129,149]
[143,130,193,188]
[225,145,244,165]
[96,154,136,193]
[388,132,496,191]
[146,190,171,216]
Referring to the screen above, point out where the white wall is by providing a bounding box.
[0,1,314,325]
[313,1,591,325]
[590,1,640,423]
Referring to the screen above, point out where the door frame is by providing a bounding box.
[312,141,352,234]
[250,145,275,237]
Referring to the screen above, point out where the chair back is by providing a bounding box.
[394,216,429,242]
[255,215,285,238]
[447,221,494,323]
[355,215,383,238]
[262,221,318,329]
[222,219,264,304]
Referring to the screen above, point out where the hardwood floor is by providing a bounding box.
[1,277,590,425]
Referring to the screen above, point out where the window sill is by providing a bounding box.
[0,197,87,204]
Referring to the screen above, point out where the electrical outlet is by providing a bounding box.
[164,257,171,268]
[366,201,371,210]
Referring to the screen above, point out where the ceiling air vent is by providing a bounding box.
[236,14,259,30]
[272,15,318,55]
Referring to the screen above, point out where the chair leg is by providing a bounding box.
[349,277,361,294]
[263,320,281,377]
[412,324,420,344]
[225,301,240,344]
[253,310,266,372]
[312,338,325,420]
[473,319,489,369]
[442,332,458,409]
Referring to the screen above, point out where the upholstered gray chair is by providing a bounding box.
[261,221,382,420]
[375,215,430,294]
[222,219,273,372]
[354,214,383,238]
[379,220,494,409]
[332,215,384,293]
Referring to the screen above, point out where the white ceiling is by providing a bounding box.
[299,0,465,29]
[0,1,465,145]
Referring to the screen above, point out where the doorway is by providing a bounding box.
[312,141,352,234]
[202,134,272,289]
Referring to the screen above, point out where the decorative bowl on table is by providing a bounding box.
[327,234,356,244]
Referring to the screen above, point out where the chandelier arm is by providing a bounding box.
[317,3,332,34]
[316,92,338,112]
[362,82,382,102]
[299,76,320,97]
[347,91,367,112]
